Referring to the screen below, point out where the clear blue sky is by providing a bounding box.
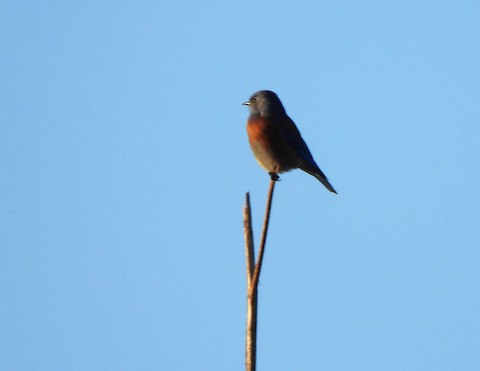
[2,1,479,370]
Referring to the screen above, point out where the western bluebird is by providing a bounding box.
[243,90,337,193]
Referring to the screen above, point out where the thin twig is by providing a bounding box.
[244,178,277,371]
[243,193,257,371]
[243,193,255,283]
[245,288,257,371]
[249,178,276,295]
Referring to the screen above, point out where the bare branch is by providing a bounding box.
[249,178,276,295]
[243,193,257,371]
[244,179,277,371]
[243,192,255,283]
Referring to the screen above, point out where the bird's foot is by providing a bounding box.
[269,172,280,181]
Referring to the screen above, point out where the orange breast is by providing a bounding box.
[247,117,271,148]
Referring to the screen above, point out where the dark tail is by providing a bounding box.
[301,165,337,193]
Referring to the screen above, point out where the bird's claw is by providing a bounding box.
[269,172,280,181]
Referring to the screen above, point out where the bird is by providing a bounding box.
[243,90,337,193]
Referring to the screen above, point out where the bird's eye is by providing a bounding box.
[251,98,257,103]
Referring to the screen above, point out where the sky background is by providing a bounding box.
[1,1,479,370]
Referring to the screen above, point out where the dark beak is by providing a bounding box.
[242,101,250,106]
